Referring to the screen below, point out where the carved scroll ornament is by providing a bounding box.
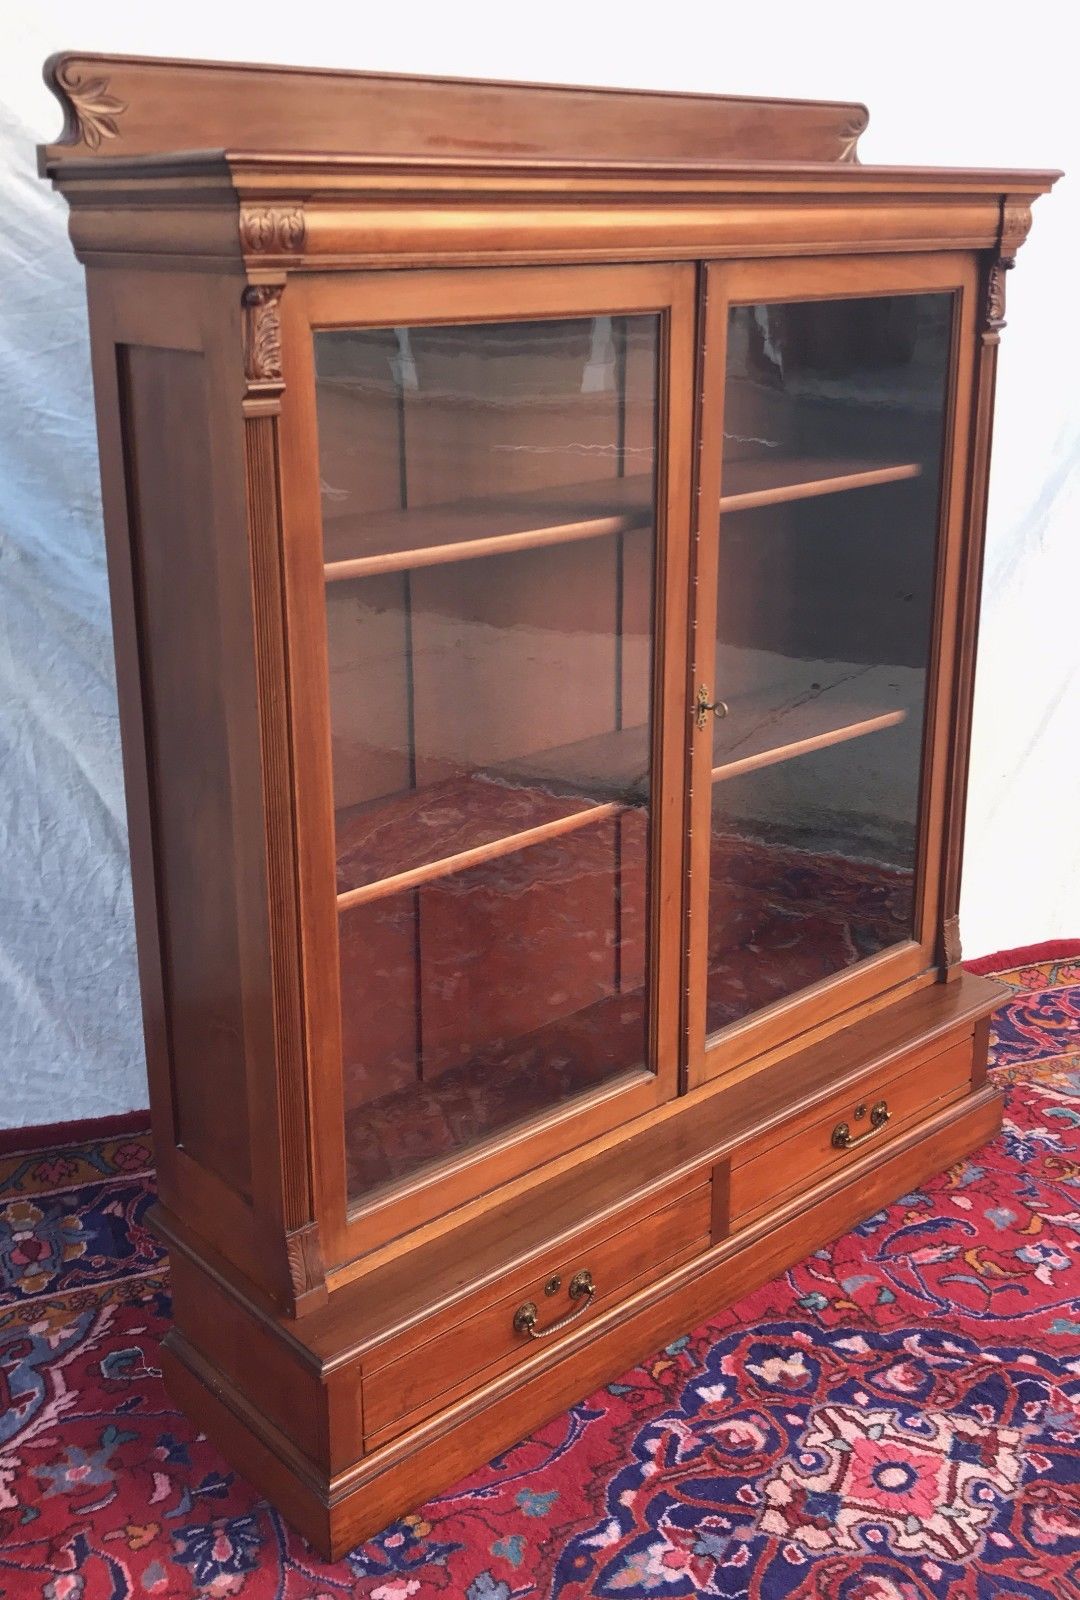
[836,110,869,164]
[53,61,127,151]
[985,260,1011,334]
[285,1223,325,1300]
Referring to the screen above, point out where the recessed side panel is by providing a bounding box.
[117,344,252,1198]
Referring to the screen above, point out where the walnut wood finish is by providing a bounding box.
[40,53,1057,1558]
[161,1079,1003,1556]
[40,52,870,167]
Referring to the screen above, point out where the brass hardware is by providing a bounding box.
[695,684,729,730]
[513,1269,596,1340]
[854,1103,867,1120]
[544,1276,562,1297]
[831,1099,890,1151]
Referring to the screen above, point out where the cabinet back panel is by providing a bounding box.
[118,345,252,1198]
[400,323,621,505]
[410,538,620,782]
[339,816,650,1195]
[326,575,413,809]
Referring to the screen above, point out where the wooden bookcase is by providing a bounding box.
[39,52,1058,1556]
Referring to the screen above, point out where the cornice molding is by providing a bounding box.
[45,153,1056,273]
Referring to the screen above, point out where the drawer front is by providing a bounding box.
[730,1036,973,1223]
[363,1182,712,1441]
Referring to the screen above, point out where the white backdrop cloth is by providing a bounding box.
[1,5,1077,1129]
[0,89,145,1126]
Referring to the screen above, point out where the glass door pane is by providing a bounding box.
[704,292,952,1036]
[314,315,660,1202]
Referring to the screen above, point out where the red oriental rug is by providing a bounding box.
[2,949,1079,1598]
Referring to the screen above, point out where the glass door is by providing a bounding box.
[287,266,695,1254]
[688,255,978,1082]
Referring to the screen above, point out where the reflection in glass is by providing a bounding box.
[339,817,647,1196]
[314,316,659,1200]
[707,293,953,1033]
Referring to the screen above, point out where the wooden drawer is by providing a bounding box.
[363,1180,712,1444]
[729,1036,973,1223]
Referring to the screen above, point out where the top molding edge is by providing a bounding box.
[39,50,872,171]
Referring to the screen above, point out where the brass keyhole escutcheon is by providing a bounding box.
[695,684,729,730]
[544,1276,562,1297]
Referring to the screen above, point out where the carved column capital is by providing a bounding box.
[1001,200,1033,257]
[982,198,1033,340]
[240,204,307,255]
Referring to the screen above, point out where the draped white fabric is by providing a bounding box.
[1,7,1076,1127]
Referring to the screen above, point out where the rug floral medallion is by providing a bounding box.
[2,958,1078,1599]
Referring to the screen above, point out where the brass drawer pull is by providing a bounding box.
[831,1099,890,1151]
[513,1269,595,1340]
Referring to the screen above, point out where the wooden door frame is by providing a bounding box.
[276,261,697,1274]
[687,251,979,1088]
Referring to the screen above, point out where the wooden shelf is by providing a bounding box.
[322,456,922,581]
[712,676,911,783]
[323,473,654,581]
[494,723,650,804]
[335,677,911,910]
[719,454,921,512]
[336,770,637,909]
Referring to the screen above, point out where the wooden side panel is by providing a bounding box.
[118,344,253,1197]
[168,1248,327,1462]
[81,266,308,1305]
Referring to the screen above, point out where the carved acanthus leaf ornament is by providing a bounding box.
[286,1223,324,1299]
[242,285,283,387]
[240,206,307,254]
[984,200,1033,337]
[55,63,127,151]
